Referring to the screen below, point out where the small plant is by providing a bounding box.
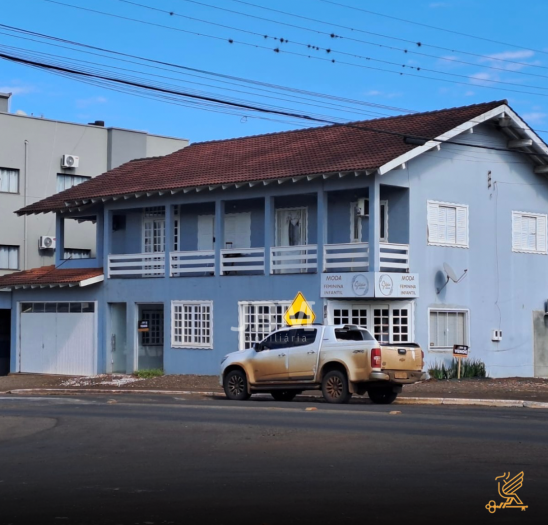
[428,358,487,379]
[134,368,164,379]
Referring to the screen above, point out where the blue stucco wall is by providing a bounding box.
[0,293,10,310]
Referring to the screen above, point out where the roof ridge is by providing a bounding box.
[186,100,508,147]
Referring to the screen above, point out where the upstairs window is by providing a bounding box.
[512,211,547,254]
[427,201,468,248]
[0,168,19,194]
[0,245,19,270]
[57,174,90,193]
[64,248,91,260]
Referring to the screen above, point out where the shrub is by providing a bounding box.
[134,368,164,379]
[428,358,487,379]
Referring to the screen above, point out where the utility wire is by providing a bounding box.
[35,1,548,99]
[2,49,548,161]
[318,0,548,57]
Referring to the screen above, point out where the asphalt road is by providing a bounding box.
[0,395,546,525]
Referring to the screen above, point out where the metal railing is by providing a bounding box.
[170,250,215,276]
[220,248,265,275]
[379,242,410,272]
[108,253,165,278]
[270,245,318,274]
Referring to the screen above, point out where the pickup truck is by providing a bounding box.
[220,324,425,404]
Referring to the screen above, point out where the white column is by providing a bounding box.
[368,180,380,272]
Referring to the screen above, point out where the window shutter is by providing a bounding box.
[445,207,456,244]
[429,311,438,347]
[437,206,447,243]
[537,215,547,253]
[456,206,468,246]
[197,215,214,251]
[427,202,439,243]
[512,213,522,251]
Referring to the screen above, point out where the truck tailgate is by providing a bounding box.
[380,343,422,371]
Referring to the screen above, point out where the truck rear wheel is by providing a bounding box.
[368,388,397,405]
[270,390,298,402]
[322,370,351,404]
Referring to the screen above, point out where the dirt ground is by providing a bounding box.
[1,373,548,402]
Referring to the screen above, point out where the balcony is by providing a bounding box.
[220,248,265,275]
[270,245,318,274]
[108,253,165,278]
[170,250,215,276]
[323,242,409,272]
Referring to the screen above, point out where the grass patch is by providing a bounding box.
[428,358,487,380]
[134,368,164,379]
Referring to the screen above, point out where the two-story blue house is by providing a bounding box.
[1,100,548,378]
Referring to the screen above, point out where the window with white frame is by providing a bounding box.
[350,200,388,243]
[141,309,164,346]
[143,207,165,254]
[0,245,19,270]
[64,248,91,260]
[172,301,212,348]
[427,201,468,248]
[239,301,291,350]
[57,174,90,193]
[429,309,468,349]
[512,211,547,254]
[0,168,19,193]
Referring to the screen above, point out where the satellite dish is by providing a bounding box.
[443,262,458,283]
[437,263,468,294]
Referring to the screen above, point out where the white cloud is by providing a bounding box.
[464,90,475,96]
[0,85,34,95]
[522,112,547,124]
[364,90,401,99]
[76,96,108,109]
[469,72,498,86]
[479,50,537,72]
[486,50,534,61]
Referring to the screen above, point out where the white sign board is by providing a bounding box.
[321,272,419,298]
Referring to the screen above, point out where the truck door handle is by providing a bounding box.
[279,353,286,357]
[307,351,315,354]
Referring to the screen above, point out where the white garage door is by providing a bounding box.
[20,302,96,375]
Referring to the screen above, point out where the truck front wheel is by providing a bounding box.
[322,370,351,404]
[224,369,251,401]
[368,387,398,405]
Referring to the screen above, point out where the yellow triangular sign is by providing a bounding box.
[285,291,316,326]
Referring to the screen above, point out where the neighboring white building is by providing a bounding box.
[0,92,189,276]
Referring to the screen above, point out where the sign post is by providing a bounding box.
[452,344,469,379]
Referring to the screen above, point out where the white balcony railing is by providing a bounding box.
[220,248,265,275]
[324,243,369,272]
[270,245,318,274]
[379,242,410,272]
[108,253,165,278]
[170,250,215,276]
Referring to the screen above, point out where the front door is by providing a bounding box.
[252,330,291,382]
[109,303,127,373]
[287,328,320,380]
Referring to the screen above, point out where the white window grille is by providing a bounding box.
[172,301,213,348]
[144,207,165,217]
[350,202,362,243]
[64,248,91,260]
[350,200,388,242]
[173,206,179,251]
[0,245,19,270]
[141,309,164,346]
[0,168,19,193]
[56,174,90,193]
[429,309,468,349]
[427,201,468,248]
[238,301,291,350]
[512,211,547,254]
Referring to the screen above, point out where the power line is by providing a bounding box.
[231,0,548,72]
[2,49,547,161]
[318,0,548,57]
[174,0,548,80]
[122,0,548,92]
[36,1,548,99]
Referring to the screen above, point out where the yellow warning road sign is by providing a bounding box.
[285,291,316,326]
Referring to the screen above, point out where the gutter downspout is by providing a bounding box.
[23,139,29,270]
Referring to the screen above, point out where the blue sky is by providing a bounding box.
[2,0,548,143]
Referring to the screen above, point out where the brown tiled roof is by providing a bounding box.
[18,100,507,215]
[0,266,103,289]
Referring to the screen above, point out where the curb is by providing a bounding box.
[3,388,548,408]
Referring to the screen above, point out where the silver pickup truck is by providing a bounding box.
[220,324,425,404]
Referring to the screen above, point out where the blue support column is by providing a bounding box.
[95,211,104,269]
[214,200,225,275]
[55,214,64,267]
[368,179,380,272]
[317,189,327,273]
[164,204,173,278]
[264,196,274,274]
[103,209,111,277]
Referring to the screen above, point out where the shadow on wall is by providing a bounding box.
[0,309,11,376]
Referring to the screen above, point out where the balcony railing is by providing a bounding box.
[379,242,410,272]
[324,243,369,272]
[270,245,318,274]
[170,250,215,276]
[108,253,165,278]
[220,248,265,275]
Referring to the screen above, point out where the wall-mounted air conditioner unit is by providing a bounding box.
[39,236,56,250]
[61,154,79,168]
[356,198,368,217]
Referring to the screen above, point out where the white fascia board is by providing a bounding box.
[377,104,523,175]
[79,275,105,288]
